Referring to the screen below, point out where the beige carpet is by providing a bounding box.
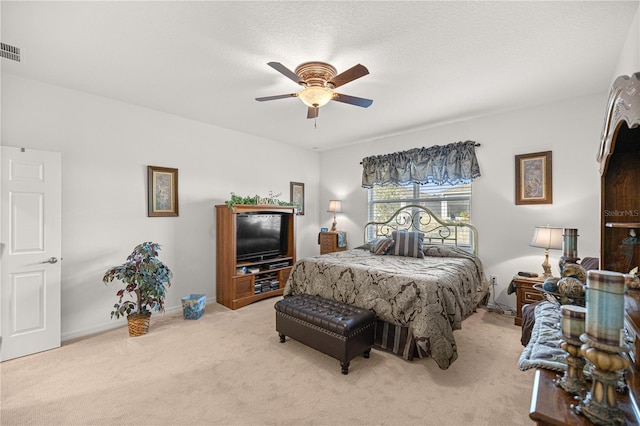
[0,298,535,426]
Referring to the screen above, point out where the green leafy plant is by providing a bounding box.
[225,193,259,208]
[102,242,173,319]
[225,191,298,209]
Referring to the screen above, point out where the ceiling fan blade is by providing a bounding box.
[255,93,297,102]
[307,106,319,119]
[333,93,373,108]
[267,62,302,84]
[328,64,369,88]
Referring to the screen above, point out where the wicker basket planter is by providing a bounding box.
[127,313,151,337]
[102,242,172,338]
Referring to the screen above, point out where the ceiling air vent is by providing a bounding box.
[1,42,20,62]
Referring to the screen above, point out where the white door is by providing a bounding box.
[0,146,61,361]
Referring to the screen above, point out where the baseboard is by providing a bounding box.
[62,320,124,342]
[486,303,502,313]
[486,303,516,316]
[61,298,215,342]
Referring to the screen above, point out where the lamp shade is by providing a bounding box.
[530,225,563,250]
[327,200,343,213]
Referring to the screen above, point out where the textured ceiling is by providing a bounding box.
[2,1,638,151]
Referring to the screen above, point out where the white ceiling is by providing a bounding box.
[2,1,638,151]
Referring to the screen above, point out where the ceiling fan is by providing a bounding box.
[255,61,373,119]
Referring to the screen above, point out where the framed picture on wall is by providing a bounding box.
[290,182,305,215]
[515,151,552,205]
[147,166,179,217]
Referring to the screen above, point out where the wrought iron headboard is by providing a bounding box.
[363,204,478,255]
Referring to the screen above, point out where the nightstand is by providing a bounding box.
[319,231,347,254]
[513,275,545,326]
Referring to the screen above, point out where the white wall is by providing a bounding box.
[319,94,605,310]
[614,7,640,80]
[1,74,320,340]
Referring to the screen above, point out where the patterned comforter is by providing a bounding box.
[283,245,489,369]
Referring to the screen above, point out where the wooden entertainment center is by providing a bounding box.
[215,204,296,310]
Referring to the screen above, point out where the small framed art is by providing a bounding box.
[147,166,179,217]
[290,181,305,215]
[515,151,552,205]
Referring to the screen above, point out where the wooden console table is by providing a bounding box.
[529,368,638,425]
[529,290,640,424]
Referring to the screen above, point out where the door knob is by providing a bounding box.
[40,257,58,264]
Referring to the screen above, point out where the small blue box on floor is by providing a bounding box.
[181,294,206,320]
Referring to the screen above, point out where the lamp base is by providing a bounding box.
[542,249,553,278]
[330,212,337,232]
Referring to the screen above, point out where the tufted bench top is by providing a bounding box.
[275,294,375,337]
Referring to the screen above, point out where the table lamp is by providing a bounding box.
[327,200,343,231]
[530,225,563,277]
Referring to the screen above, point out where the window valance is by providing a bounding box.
[361,140,481,188]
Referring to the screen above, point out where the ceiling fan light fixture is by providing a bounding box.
[257,61,372,118]
[298,86,334,108]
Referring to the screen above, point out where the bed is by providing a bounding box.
[283,205,490,370]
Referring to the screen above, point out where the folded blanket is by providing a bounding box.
[518,301,567,372]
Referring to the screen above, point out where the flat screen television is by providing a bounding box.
[236,213,289,261]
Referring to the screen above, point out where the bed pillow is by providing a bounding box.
[354,242,372,250]
[354,238,381,251]
[354,238,378,250]
[370,237,394,255]
[391,231,424,258]
[423,244,471,258]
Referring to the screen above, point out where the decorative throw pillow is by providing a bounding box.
[370,237,394,255]
[356,238,381,251]
[391,231,425,258]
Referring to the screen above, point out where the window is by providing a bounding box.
[367,182,472,246]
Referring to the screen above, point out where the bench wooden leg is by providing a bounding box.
[279,333,286,343]
[341,361,350,375]
[363,348,371,359]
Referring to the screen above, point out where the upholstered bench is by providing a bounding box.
[274,294,376,374]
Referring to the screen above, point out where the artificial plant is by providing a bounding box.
[225,191,298,209]
[102,242,173,319]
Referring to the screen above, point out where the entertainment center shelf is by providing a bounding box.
[236,256,293,269]
[215,204,296,310]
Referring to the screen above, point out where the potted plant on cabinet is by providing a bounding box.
[102,242,173,336]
